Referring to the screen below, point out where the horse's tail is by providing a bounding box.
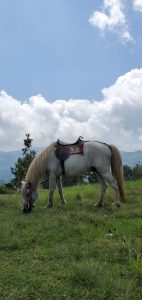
[109,144,126,202]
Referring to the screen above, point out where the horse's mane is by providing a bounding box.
[25,142,55,188]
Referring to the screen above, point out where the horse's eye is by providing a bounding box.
[27,188,30,194]
[26,191,31,197]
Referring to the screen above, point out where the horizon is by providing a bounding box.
[0,144,142,154]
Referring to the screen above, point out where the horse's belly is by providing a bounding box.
[64,155,89,176]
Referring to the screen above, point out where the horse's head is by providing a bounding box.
[21,181,39,213]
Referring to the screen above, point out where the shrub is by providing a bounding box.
[0,184,14,194]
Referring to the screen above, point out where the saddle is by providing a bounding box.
[55,136,84,174]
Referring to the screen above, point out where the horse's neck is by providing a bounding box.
[25,172,40,191]
[25,159,44,189]
[25,143,55,188]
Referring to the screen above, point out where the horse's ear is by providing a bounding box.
[21,180,26,188]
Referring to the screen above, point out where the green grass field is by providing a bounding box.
[0,181,142,300]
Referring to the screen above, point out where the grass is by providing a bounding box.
[0,181,142,299]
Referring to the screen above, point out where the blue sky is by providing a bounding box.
[0,0,142,151]
[0,0,141,100]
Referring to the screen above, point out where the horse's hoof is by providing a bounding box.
[61,200,67,206]
[47,203,53,208]
[112,203,121,210]
[115,201,121,208]
[94,203,103,209]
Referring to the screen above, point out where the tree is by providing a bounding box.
[62,174,84,186]
[10,134,36,190]
[84,171,97,184]
[41,174,84,189]
[123,165,133,180]
[132,164,142,180]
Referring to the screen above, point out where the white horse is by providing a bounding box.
[21,140,125,213]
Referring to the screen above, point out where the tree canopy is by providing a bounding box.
[10,134,36,190]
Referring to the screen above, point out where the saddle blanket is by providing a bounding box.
[55,143,84,161]
[68,144,84,155]
[55,141,84,174]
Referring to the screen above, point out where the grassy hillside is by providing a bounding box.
[0,181,142,299]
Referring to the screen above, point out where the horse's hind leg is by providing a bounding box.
[103,172,121,208]
[48,174,56,208]
[56,176,66,206]
[94,172,107,208]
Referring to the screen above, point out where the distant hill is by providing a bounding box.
[0,149,142,183]
[0,150,21,183]
[0,148,39,183]
[121,151,142,167]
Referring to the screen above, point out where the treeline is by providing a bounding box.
[0,134,142,193]
[123,164,142,180]
[41,172,97,189]
[41,164,142,188]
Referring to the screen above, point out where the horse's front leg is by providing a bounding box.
[56,176,66,206]
[48,174,56,208]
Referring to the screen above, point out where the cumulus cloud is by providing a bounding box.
[133,0,142,12]
[0,68,142,151]
[89,0,133,43]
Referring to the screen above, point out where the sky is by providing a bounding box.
[0,0,142,152]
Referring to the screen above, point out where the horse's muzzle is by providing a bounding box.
[23,203,32,214]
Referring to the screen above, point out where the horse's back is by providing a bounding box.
[84,141,111,156]
[64,141,111,176]
[85,141,111,168]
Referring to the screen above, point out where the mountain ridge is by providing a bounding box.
[0,149,142,183]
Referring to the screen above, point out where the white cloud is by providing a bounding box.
[0,68,142,152]
[133,0,142,12]
[89,0,133,43]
